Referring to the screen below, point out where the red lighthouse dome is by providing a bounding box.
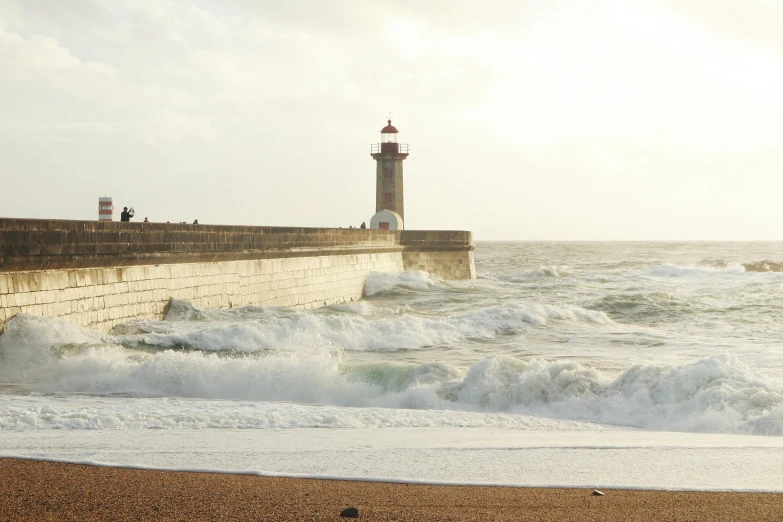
[380,120,398,134]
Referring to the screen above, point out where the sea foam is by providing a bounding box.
[641,264,746,278]
[108,299,611,353]
[1,314,781,436]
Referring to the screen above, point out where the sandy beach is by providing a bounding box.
[1,458,782,521]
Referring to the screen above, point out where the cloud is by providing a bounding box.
[189,5,234,39]
[2,0,783,238]
[466,0,783,151]
[0,2,210,145]
[660,0,783,53]
[0,28,117,75]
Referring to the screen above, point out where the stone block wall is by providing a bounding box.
[399,230,476,280]
[0,252,404,332]
[0,219,475,333]
[402,250,476,280]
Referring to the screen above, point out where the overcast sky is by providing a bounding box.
[1,0,782,240]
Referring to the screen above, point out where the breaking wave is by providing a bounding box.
[109,300,611,353]
[698,259,730,268]
[742,260,783,273]
[501,266,570,282]
[588,292,701,325]
[642,261,783,278]
[1,315,781,436]
[364,270,441,296]
[641,264,746,278]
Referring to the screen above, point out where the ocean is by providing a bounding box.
[2,241,783,491]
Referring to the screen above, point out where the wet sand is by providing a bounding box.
[2,457,782,521]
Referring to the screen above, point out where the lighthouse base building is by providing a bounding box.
[370,209,403,231]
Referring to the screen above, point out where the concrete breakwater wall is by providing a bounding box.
[0,219,474,332]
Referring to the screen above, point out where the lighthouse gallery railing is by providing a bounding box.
[370,143,409,154]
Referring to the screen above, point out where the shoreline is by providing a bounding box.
[3,458,783,521]
[4,454,783,494]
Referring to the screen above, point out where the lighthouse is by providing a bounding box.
[370,119,409,229]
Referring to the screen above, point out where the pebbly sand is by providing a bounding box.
[2,458,783,521]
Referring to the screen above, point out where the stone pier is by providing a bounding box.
[0,219,475,332]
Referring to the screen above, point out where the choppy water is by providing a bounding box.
[3,242,783,490]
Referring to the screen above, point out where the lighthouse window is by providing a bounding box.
[384,192,392,203]
[383,167,393,179]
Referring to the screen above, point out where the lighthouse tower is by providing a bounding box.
[371,119,409,225]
